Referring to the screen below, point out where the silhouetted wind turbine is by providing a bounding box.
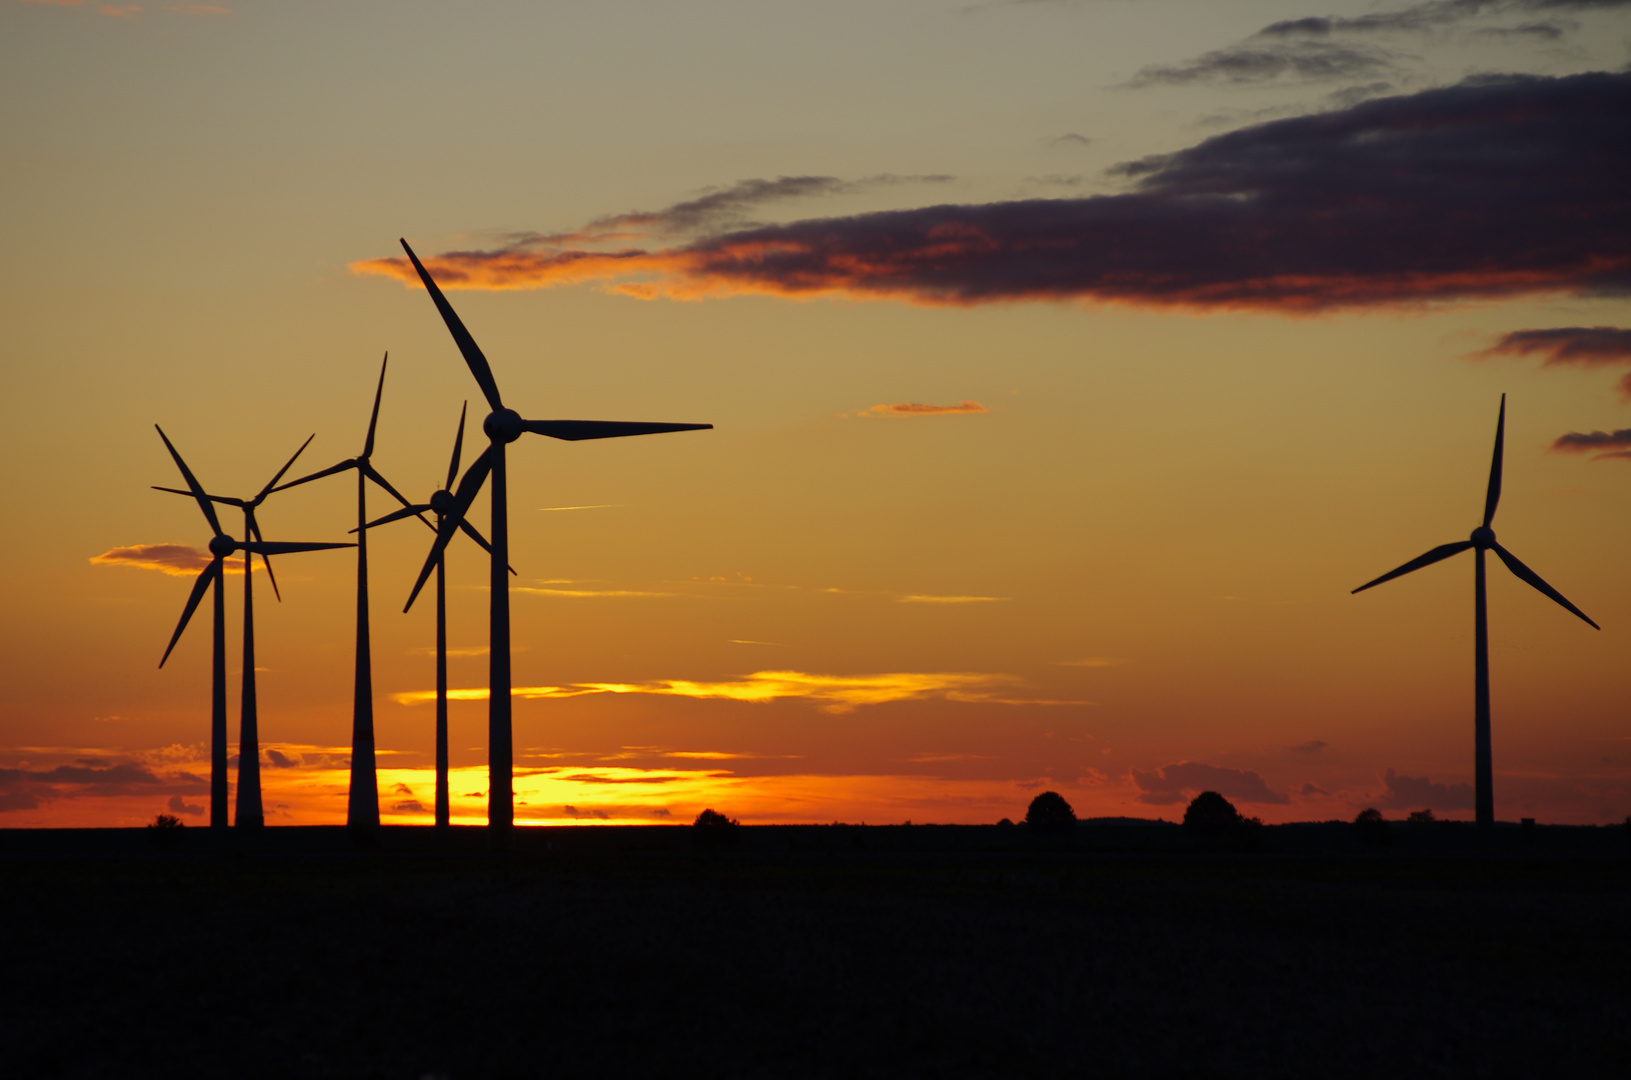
[359,402,506,828]
[1352,395,1598,828]
[154,426,353,829]
[398,237,712,829]
[272,354,422,832]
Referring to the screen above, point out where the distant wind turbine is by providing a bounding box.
[398,237,713,829]
[1352,395,1598,828]
[154,427,353,829]
[357,402,506,828]
[272,354,423,832]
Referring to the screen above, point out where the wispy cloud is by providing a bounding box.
[393,669,1083,713]
[166,3,229,13]
[858,400,988,418]
[897,594,1008,604]
[356,72,1631,313]
[1288,739,1329,754]
[1061,656,1130,668]
[90,543,240,577]
[1132,0,1622,88]
[98,4,141,17]
[513,585,676,598]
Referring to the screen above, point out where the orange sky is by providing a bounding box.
[3,0,1629,828]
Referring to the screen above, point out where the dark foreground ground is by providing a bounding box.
[3,823,1628,1079]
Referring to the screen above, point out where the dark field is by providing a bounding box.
[3,823,1627,1078]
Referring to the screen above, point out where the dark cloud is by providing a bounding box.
[1551,428,1631,460]
[1045,133,1091,149]
[0,761,207,813]
[266,749,299,768]
[1130,762,1290,805]
[167,794,204,817]
[359,72,1631,313]
[562,804,610,819]
[1479,326,1631,366]
[1378,768,1474,810]
[390,782,413,795]
[391,799,427,813]
[1289,740,1329,754]
[1299,782,1330,796]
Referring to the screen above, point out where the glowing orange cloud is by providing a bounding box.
[391,670,1084,713]
[90,544,243,577]
[859,401,987,418]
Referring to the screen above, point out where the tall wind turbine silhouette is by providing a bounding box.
[272,354,423,832]
[1352,395,1598,828]
[398,237,713,829]
[358,402,505,828]
[154,427,353,829]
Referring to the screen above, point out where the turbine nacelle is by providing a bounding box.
[428,489,455,515]
[484,408,525,444]
[1470,525,1496,549]
[208,535,238,558]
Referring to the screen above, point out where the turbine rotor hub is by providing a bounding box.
[484,408,524,444]
[1470,525,1496,549]
[429,490,454,515]
[208,535,237,558]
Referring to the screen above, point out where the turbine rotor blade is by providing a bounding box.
[522,419,714,441]
[241,540,356,555]
[155,426,224,537]
[272,457,357,493]
[405,516,461,613]
[363,352,387,459]
[160,558,222,668]
[257,433,316,502]
[355,503,433,532]
[360,461,419,512]
[399,239,505,412]
[248,510,282,603]
[1351,540,1474,594]
[455,517,514,574]
[405,446,493,612]
[447,401,467,490]
[1491,542,1599,629]
[1484,394,1506,527]
[151,486,246,508]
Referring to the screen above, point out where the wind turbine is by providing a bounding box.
[398,237,713,829]
[154,426,353,829]
[1352,395,1598,828]
[358,402,505,828]
[271,354,423,832]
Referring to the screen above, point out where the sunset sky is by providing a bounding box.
[4,0,1629,827]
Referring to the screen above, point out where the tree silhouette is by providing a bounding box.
[1408,808,1437,826]
[1182,791,1262,850]
[693,808,739,849]
[1025,791,1077,836]
[1352,807,1391,847]
[147,813,185,850]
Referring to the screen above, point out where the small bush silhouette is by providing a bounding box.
[1352,807,1391,847]
[147,813,185,850]
[1407,808,1437,825]
[1182,791,1262,850]
[1025,791,1077,836]
[693,808,739,849]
